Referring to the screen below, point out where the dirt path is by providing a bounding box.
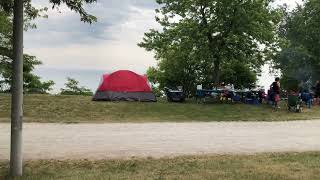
[1,120,320,160]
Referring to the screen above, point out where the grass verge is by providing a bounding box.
[1,94,320,123]
[1,152,320,180]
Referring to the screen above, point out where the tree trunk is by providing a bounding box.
[200,5,221,87]
[10,0,24,177]
[206,31,221,86]
[213,59,220,86]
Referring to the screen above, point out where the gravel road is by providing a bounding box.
[1,120,320,160]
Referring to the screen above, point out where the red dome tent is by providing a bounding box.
[93,70,156,102]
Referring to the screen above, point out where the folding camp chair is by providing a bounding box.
[287,95,302,113]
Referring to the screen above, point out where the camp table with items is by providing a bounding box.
[196,88,261,104]
[195,89,224,103]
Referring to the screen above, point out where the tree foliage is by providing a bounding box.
[146,60,257,96]
[220,61,257,89]
[60,77,93,96]
[274,0,320,90]
[0,0,97,23]
[140,0,282,93]
[0,54,55,93]
[0,8,54,93]
[0,0,97,93]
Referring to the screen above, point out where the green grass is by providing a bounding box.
[1,94,320,123]
[1,152,320,180]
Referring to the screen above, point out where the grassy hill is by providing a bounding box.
[1,94,320,123]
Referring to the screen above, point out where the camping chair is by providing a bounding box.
[244,91,259,105]
[301,92,312,109]
[196,89,207,103]
[287,95,302,113]
[196,85,206,103]
[232,94,241,102]
[222,90,235,103]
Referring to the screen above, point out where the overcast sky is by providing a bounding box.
[26,0,303,92]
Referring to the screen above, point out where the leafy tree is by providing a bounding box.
[274,0,320,90]
[220,61,257,89]
[146,67,158,85]
[0,54,55,93]
[0,9,54,93]
[275,47,313,91]
[146,67,163,97]
[60,77,93,96]
[1,0,97,94]
[0,0,48,55]
[25,76,55,94]
[147,59,258,96]
[0,0,96,23]
[139,0,282,87]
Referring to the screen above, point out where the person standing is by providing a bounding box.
[270,77,281,108]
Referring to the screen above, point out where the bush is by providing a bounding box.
[60,77,93,96]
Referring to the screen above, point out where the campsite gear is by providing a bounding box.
[245,98,259,105]
[196,89,206,99]
[221,90,234,102]
[287,95,302,113]
[232,95,241,102]
[244,91,260,105]
[244,96,260,105]
[92,70,156,102]
[195,89,223,103]
[301,92,313,108]
[164,87,185,102]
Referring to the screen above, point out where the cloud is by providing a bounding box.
[25,0,158,47]
[25,0,159,73]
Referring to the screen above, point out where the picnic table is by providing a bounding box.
[196,89,223,97]
[195,89,227,103]
[196,89,261,104]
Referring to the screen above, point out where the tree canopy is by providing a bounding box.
[60,77,93,96]
[140,0,282,94]
[0,53,55,93]
[0,0,97,23]
[0,7,55,93]
[274,0,320,90]
[0,0,97,93]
